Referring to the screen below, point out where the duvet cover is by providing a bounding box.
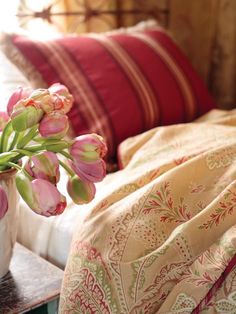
[59,109,236,314]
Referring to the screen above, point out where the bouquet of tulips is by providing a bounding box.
[0,84,107,219]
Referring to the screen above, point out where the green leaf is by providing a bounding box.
[45,141,70,152]
[17,125,39,148]
[0,120,13,152]
[0,151,19,165]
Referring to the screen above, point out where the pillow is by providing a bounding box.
[0,23,216,163]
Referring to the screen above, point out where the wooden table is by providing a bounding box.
[0,243,64,314]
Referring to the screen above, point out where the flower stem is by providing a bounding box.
[9,132,20,151]
[59,150,73,160]
[6,161,22,171]
[0,120,13,153]
[59,160,74,177]
[13,149,35,157]
[17,125,39,149]
[23,145,45,152]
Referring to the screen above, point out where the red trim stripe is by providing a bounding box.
[89,34,160,129]
[34,40,115,155]
[192,253,236,313]
[132,33,196,122]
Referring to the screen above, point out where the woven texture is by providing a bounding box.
[3,28,216,161]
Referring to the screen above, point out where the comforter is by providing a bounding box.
[59,109,236,313]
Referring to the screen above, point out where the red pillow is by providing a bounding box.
[1,27,216,163]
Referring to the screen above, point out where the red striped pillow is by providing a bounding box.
[1,27,216,163]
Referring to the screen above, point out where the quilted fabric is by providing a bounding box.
[2,27,216,162]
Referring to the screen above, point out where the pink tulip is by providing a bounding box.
[31,179,66,216]
[16,171,66,217]
[0,111,9,131]
[49,83,69,96]
[69,134,107,163]
[39,112,69,139]
[30,88,53,113]
[69,158,106,183]
[24,151,60,184]
[48,83,74,113]
[7,86,32,116]
[0,186,8,219]
[67,175,96,204]
[11,99,44,132]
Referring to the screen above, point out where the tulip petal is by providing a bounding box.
[67,175,96,204]
[70,158,106,183]
[31,179,67,216]
[7,86,32,116]
[16,172,66,217]
[48,83,74,113]
[11,102,44,132]
[70,134,107,163]
[0,111,9,132]
[30,88,53,113]
[24,152,60,184]
[39,112,69,139]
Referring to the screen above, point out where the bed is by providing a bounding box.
[1,1,236,313]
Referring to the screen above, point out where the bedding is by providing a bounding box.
[54,108,236,313]
[0,18,231,313]
[0,21,216,164]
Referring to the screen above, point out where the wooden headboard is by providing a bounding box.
[17,0,170,33]
[16,0,236,109]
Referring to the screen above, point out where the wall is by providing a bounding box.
[168,0,236,109]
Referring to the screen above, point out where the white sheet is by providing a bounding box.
[17,168,120,269]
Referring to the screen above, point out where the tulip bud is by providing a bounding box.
[0,186,8,219]
[31,179,67,216]
[24,151,60,184]
[70,158,106,183]
[0,112,9,132]
[30,89,53,113]
[39,112,69,139]
[11,99,44,132]
[7,86,32,116]
[70,134,107,163]
[15,171,35,209]
[16,171,67,217]
[48,83,74,113]
[67,175,96,204]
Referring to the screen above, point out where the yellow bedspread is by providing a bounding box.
[59,109,236,313]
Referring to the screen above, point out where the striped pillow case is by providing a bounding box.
[1,28,216,163]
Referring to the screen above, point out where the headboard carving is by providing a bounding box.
[17,0,170,33]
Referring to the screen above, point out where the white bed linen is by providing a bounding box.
[17,169,121,269]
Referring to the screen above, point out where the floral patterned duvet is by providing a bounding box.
[59,109,236,313]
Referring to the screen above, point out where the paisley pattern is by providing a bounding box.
[215,292,236,313]
[171,293,196,313]
[60,109,236,313]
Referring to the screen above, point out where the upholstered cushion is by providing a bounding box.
[0,25,216,162]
